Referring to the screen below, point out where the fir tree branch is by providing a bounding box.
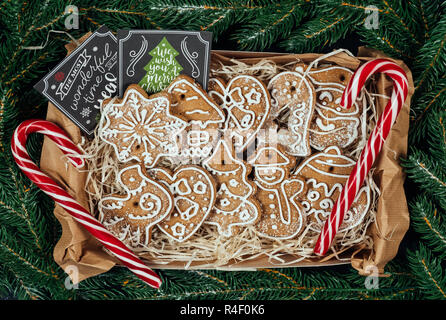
[409,195,446,259]
[427,108,446,161]
[413,13,446,92]
[409,77,446,144]
[402,148,446,209]
[408,0,443,39]
[231,1,307,51]
[279,15,352,53]
[408,244,446,299]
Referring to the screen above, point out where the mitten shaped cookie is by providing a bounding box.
[293,64,363,151]
[99,163,174,247]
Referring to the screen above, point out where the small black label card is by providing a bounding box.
[118,30,212,96]
[34,25,118,136]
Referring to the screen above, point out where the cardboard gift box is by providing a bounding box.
[39,33,413,283]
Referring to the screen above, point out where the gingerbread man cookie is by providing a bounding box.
[149,165,217,242]
[166,75,225,158]
[249,143,307,239]
[99,164,174,247]
[294,64,362,151]
[208,75,271,152]
[99,84,187,167]
[268,71,316,157]
[292,146,371,232]
[202,139,261,237]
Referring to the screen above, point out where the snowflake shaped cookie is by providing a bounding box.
[99,84,187,167]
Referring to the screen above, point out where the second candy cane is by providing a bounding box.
[314,59,409,256]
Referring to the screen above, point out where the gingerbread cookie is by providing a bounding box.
[208,75,271,152]
[292,146,371,232]
[294,64,362,151]
[249,143,307,239]
[166,75,225,158]
[202,139,261,237]
[268,71,316,157]
[99,84,187,167]
[99,164,174,247]
[149,165,217,242]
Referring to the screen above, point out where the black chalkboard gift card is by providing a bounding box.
[118,30,212,96]
[34,25,118,136]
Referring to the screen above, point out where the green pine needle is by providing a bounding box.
[408,244,446,300]
[409,195,446,259]
[402,148,446,210]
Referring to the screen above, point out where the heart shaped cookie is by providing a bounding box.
[150,165,217,242]
[208,75,271,152]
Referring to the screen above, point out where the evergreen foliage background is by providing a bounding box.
[0,0,445,300]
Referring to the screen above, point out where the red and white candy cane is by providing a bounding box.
[314,58,409,256]
[10,119,162,288]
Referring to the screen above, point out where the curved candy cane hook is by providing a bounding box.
[11,119,162,288]
[314,59,409,256]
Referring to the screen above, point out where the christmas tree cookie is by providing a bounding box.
[203,139,261,237]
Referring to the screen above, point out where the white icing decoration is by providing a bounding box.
[202,139,259,236]
[250,145,306,240]
[267,71,314,157]
[208,76,271,152]
[305,67,361,150]
[167,78,225,129]
[98,164,173,247]
[293,146,372,232]
[316,118,336,132]
[150,166,216,242]
[99,89,187,168]
[171,222,186,236]
[193,181,207,194]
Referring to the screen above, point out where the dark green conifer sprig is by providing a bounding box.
[409,195,446,259]
[409,78,446,144]
[411,13,446,95]
[402,149,446,210]
[427,109,446,161]
[231,1,307,51]
[408,243,446,300]
[279,11,354,53]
